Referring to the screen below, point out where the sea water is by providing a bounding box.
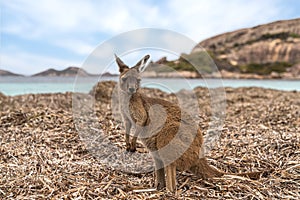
[0,76,299,96]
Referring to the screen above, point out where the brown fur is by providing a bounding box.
[116,54,267,192]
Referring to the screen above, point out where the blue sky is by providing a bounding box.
[1,0,300,75]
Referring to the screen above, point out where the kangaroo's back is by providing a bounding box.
[129,91,205,171]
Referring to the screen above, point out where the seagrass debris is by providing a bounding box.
[0,82,299,199]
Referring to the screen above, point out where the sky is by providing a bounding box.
[1,0,300,75]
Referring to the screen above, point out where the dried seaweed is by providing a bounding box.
[0,84,299,199]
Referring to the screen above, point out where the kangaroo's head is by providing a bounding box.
[115,54,150,95]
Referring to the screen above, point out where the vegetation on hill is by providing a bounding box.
[236,32,300,47]
[239,62,292,75]
[148,52,217,74]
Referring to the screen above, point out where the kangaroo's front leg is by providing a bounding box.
[130,106,147,152]
[124,119,132,151]
[130,125,143,152]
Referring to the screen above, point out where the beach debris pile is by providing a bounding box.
[0,82,299,199]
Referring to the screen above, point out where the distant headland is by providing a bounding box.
[0,67,117,77]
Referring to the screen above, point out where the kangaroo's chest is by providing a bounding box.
[120,102,131,119]
[119,93,136,125]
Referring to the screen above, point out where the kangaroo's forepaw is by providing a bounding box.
[126,143,131,151]
[129,145,136,152]
[125,143,136,152]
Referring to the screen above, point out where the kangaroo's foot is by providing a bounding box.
[155,168,166,190]
[156,181,166,190]
[125,142,131,151]
[129,145,136,152]
[126,142,136,152]
[130,136,138,152]
[166,164,176,192]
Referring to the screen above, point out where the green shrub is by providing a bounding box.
[158,52,216,73]
[289,33,300,38]
[260,32,290,40]
[239,62,292,75]
[243,32,300,46]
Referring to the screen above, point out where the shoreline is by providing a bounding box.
[1,85,300,98]
[1,78,300,97]
[1,68,300,80]
[141,70,300,80]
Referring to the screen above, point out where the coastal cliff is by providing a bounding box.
[144,18,300,79]
[192,18,300,78]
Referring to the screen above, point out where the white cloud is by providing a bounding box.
[165,0,282,40]
[2,0,97,37]
[54,39,95,56]
[1,0,165,56]
[2,0,284,46]
[0,0,296,74]
[1,0,160,37]
[82,42,116,74]
[0,0,288,40]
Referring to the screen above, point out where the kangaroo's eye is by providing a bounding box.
[122,77,127,81]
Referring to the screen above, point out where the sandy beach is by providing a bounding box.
[0,81,299,199]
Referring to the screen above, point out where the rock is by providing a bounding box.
[155,56,167,64]
[287,64,300,76]
[270,72,281,79]
[0,92,6,99]
[0,92,7,109]
[90,81,118,103]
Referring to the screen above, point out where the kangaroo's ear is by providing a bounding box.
[134,54,150,72]
[115,54,129,73]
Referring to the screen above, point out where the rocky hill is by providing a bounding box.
[0,69,23,76]
[0,67,115,77]
[192,18,300,77]
[146,18,300,79]
[32,67,93,77]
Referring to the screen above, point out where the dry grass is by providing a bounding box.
[0,84,299,199]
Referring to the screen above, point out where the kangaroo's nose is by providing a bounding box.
[129,88,135,93]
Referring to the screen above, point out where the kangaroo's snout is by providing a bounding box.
[129,87,136,94]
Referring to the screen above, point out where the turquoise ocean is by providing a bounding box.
[0,76,299,96]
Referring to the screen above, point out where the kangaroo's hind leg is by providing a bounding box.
[166,163,176,192]
[152,153,166,190]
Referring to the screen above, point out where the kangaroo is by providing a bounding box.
[116,54,266,192]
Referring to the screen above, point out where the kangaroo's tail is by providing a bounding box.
[189,158,273,180]
[234,169,274,180]
[189,158,224,179]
